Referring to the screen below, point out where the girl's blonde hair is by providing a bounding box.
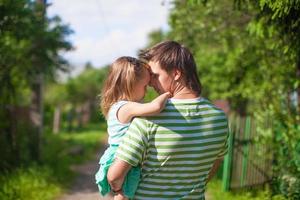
[100,56,149,117]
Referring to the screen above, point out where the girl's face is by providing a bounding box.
[132,69,150,102]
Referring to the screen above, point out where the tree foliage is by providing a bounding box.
[65,64,108,105]
[44,64,109,130]
[0,0,73,105]
[0,0,73,169]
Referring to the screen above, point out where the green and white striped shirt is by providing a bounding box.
[116,97,228,200]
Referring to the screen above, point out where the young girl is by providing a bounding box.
[95,56,170,199]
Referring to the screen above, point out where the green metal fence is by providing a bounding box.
[222,115,272,191]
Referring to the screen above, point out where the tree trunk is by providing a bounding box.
[30,73,43,161]
[8,106,19,167]
[67,107,75,132]
[82,100,92,125]
[28,0,47,161]
[76,106,83,130]
[297,57,300,115]
[53,105,61,134]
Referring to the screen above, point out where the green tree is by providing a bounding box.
[167,0,257,115]
[237,0,300,198]
[0,0,72,168]
[44,64,109,132]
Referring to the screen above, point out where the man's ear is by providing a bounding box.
[174,69,181,81]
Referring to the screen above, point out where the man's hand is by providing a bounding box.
[107,158,132,196]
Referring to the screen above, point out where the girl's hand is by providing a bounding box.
[113,193,128,200]
[151,92,172,113]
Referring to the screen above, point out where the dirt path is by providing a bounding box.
[57,148,111,200]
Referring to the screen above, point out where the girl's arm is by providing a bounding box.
[117,92,171,124]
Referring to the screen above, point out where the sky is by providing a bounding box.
[47,0,171,75]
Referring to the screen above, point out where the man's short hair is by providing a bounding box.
[139,40,202,95]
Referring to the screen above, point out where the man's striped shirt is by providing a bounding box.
[116,97,228,200]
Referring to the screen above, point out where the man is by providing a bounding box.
[107,41,228,199]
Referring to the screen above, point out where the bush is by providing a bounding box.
[0,122,106,200]
[0,166,60,200]
[207,179,286,200]
[255,109,300,200]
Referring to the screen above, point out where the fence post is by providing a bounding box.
[222,120,234,191]
[240,117,251,187]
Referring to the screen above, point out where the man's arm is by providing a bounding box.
[107,158,132,193]
[207,118,229,182]
[107,117,148,197]
[207,158,223,182]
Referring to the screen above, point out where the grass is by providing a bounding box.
[0,165,61,200]
[0,122,107,200]
[207,179,286,200]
